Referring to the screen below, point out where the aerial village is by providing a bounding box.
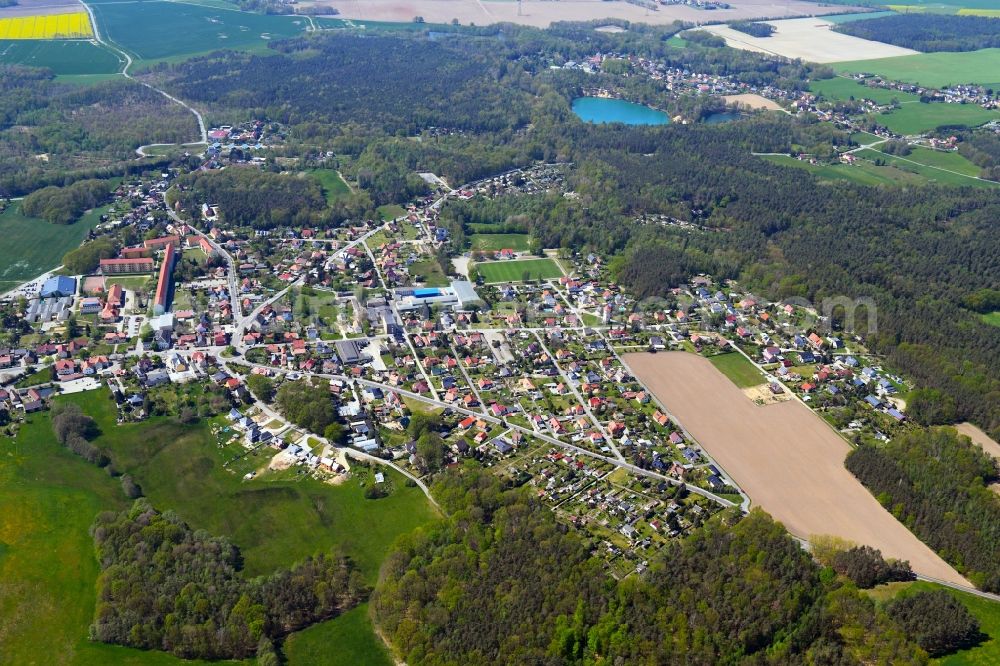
[0,126,939,574]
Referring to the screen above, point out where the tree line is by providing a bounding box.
[90,499,368,660]
[834,14,1000,53]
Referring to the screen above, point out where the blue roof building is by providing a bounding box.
[40,275,76,299]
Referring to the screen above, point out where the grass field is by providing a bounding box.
[876,102,998,134]
[981,312,1000,327]
[857,148,998,187]
[865,580,1000,665]
[308,168,352,205]
[283,604,394,666]
[0,39,122,74]
[0,12,92,39]
[809,76,919,104]
[708,352,764,388]
[903,146,983,176]
[377,203,407,220]
[469,233,531,252]
[0,204,107,293]
[761,154,926,186]
[91,0,309,61]
[0,389,436,663]
[475,257,563,283]
[835,49,1000,88]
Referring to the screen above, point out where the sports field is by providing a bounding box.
[0,11,91,39]
[476,257,563,282]
[708,352,765,388]
[835,48,1000,88]
[876,102,998,134]
[624,351,969,585]
[0,204,106,294]
[470,232,531,252]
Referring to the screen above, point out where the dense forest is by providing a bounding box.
[374,468,937,664]
[91,500,367,659]
[846,427,1000,592]
[0,68,196,197]
[20,178,112,224]
[173,168,328,229]
[834,14,1000,53]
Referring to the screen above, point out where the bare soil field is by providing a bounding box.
[0,0,81,19]
[698,17,918,63]
[624,351,968,585]
[723,93,784,111]
[956,422,1000,461]
[315,0,863,28]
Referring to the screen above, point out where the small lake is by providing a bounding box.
[571,97,670,126]
[703,111,743,124]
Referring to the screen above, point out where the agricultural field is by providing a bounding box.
[308,168,352,205]
[0,38,121,74]
[761,154,927,186]
[875,102,998,134]
[283,604,394,666]
[0,204,106,294]
[0,388,437,663]
[866,580,1000,665]
[697,17,918,63]
[90,0,310,61]
[708,352,765,388]
[835,48,1000,88]
[475,257,563,283]
[0,11,91,39]
[809,76,919,104]
[469,232,531,252]
[623,351,969,586]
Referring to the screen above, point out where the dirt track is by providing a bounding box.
[624,351,968,585]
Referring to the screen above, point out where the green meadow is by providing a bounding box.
[308,168,352,205]
[875,102,998,135]
[0,389,436,663]
[835,49,1000,88]
[470,232,532,252]
[0,39,123,75]
[809,76,919,104]
[761,154,926,187]
[476,257,563,283]
[708,352,764,388]
[0,204,107,293]
[857,149,998,187]
[865,580,1000,665]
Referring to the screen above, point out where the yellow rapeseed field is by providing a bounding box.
[0,12,93,40]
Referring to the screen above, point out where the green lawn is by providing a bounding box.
[470,233,531,252]
[865,580,1000,665]
[409,259,451,287]
[981,312,1000,327]
[809,76,918,105]
[377,204,407,221]
[0,204,107,293]
[475,257,563,283]
[708,352,764,388]
[835,49,1000,88]
[0,39,123,75]
[875,103,998,135]
[903,146,984,176]
[308,169,352,205]
[91,0,310,61]
[283,604,393,666]
[856,149,998,187]
[761,154,926,187]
